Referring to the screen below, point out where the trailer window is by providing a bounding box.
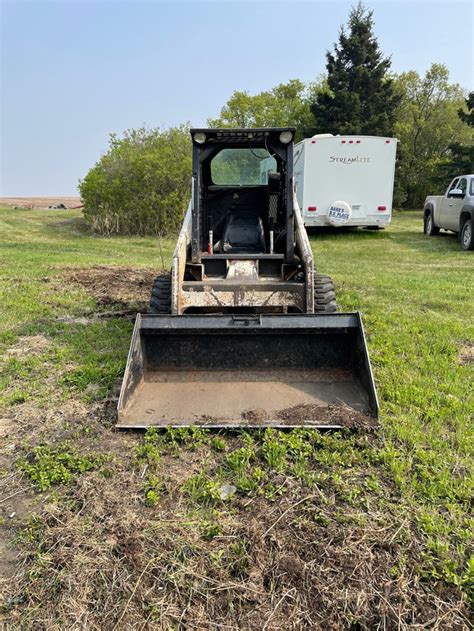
[211,149,276,186]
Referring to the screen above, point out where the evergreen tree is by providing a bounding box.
[308,2,399,137]
[436,92,474,185]
[458,91,474,127]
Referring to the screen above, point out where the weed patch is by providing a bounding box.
[17,443,107,490]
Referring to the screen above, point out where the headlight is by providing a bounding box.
[279,131,293,144]
[193,132,206,144]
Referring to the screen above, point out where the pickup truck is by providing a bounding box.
[423,174,474,250]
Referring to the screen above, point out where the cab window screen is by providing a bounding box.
[211,149,276,186]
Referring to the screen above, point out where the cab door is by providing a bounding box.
[440,178,459,228]
[443,177,466,231]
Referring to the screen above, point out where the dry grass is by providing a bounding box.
[1,401,470,630]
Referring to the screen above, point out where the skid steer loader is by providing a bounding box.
[117,128,378,428]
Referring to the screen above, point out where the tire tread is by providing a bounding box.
[149,274,172,313]
[314,273,337,313]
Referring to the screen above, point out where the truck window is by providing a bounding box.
[458,178,467,196]
[211,149,276,186]
[471,179,474,196]
[448,178,460,195]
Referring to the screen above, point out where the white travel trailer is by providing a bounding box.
[290,134,398,228]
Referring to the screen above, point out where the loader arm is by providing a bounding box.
[293,187,314,313]
[171,198,192,315]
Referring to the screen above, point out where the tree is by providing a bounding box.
[208,79,319,141]
[393,66,471,207]
[458,91,474,127]
[307,2,399,137]
[435,92,474,183]
[79,126,191,236]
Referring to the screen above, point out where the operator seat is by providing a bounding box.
[222,211,266,254]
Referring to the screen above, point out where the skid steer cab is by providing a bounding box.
[117,128,379,429]
[151,127,329,315]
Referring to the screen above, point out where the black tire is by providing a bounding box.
[314,273,337,313]
[460,218,474,251]
[150,273,172,313]
[424,211,439,236]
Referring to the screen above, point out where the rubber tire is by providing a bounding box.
[424,211,439,236]
[460,218,474,251]
[150,274,172,314]
[314,273,337,313]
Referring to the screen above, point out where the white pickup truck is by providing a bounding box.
[423,174,474,250]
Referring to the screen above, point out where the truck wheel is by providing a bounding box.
[150,273,172,313]
[424,211,439,236]
[314,274,337,313]
[460,218,474,251]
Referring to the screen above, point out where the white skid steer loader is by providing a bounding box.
[117,128,378,428]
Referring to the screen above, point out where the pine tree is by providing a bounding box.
[458,92,474,128]
[437,92,474,184]
[308,2,399,137]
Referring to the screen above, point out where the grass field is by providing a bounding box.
[0,207,472,629]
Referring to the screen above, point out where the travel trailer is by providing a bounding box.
[260,134,398,229]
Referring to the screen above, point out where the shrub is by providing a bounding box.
[79,125,192,235]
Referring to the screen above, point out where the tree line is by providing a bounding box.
[79,2,473,235]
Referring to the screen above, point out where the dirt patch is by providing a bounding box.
[241,404,377,429]
[458,342,474,365]
[62,265,158,309]
[0,197,82,209]
[275,403,377,429]
[242,408,270,423]
[6,335,51,357]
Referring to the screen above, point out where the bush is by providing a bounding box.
[79,126,191,235]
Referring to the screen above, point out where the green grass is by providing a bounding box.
[17,443,107,491]
[1,206,473,602]
[0,208,174,335]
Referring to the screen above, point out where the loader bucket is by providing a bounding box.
[117,313,378,429]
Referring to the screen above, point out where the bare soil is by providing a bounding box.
[62,265,158,309]
[6,335,51,358]
[275,403,377,429]
[458,342,474,365]
[0,197,82,209]
[241,404,376,429]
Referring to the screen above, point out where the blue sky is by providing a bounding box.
[1,0,473,196]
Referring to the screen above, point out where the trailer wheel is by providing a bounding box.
[460,218,474,251]
[314,274,337,313]
[150,273,172,314]
[424,211,439,236]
